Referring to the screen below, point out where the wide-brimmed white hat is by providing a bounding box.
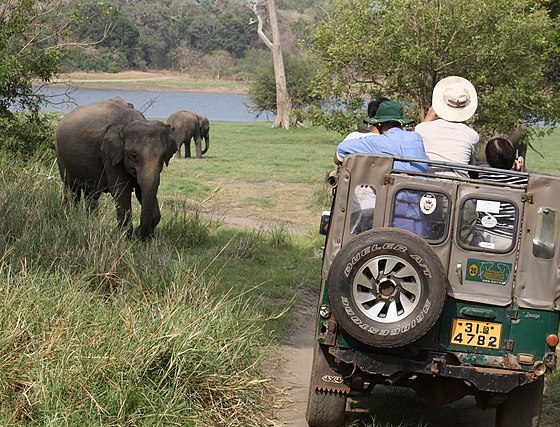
[432,76,478,122]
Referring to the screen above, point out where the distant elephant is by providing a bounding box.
[167,111,210,158]
[55,98,176,239]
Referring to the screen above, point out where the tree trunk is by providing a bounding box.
[251,0,292,129]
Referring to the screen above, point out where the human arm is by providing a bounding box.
[334,136,376,166]
[333,152,342,165]
[422,106,439,122]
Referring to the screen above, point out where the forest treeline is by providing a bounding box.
[58,0,318,78]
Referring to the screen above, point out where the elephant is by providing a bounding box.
[167,111,210,158]
[55,97,176,239]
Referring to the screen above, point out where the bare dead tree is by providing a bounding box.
[248,0,293,129]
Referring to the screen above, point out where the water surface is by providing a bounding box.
[35,86,269,122]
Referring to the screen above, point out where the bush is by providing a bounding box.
[0,113,59,160]
[247,54,317,116]
[61,47,129,73]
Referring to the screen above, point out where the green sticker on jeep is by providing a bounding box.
[465,258,511,285]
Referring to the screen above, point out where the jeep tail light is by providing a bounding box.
[546,334,559,348]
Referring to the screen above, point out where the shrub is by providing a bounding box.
[247,54,317,116]
[0,113,59,160]
[61,47,129,73]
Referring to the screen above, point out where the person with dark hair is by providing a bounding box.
[471,137,528,249]
[335,100,427,169]
[343,97,391,140]
[367,97,390,119]
[484,137,524,175]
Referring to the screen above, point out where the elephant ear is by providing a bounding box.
[201,116,210,131]
[163,124,176,166]
[101,125,125,166]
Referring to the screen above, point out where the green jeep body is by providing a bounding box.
[306,154,560,427]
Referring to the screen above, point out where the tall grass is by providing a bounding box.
[0,155,321,425]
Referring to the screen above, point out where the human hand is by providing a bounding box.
[423,106,439,122]
[512,156,524,171]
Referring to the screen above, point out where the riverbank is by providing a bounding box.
[46,71,249,94]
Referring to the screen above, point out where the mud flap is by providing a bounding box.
[310,342,351,394]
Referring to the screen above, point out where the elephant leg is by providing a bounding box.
[65,181,82,205]
[134,184,142,204]
[195,138,202,158]
[112,183,134,236]
[83,190,101,213]
[184,135,193,158]
[64,188,81,205]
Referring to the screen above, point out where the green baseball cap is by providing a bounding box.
[364,100,415,126]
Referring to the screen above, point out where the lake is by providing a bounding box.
[34,86,270,122]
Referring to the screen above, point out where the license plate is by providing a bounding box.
[450,319,502,349]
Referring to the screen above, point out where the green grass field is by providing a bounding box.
[525,129,560,174]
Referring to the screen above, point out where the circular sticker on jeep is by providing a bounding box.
[481,214,498,228]
[420,193,437,215]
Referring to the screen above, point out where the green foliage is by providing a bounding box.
[66,0,139,69]
[0,0,61,115]
[248,55,318,116]
[186,9,257,58]
[278,0,322,12]
[0,113,59,160]
[308,0,560,137]
[115,0,257,70]
[61,46,129,73]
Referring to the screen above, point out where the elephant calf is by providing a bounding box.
[167,110,210,158]
[55,98,176,239]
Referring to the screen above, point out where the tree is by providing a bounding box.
[66,0,139,70]
[248,55,316,119]
[0,0,66,159]
[206,50,235,80]
[308,0,560,139]
[248,0,293,128]
[0,0,62,115]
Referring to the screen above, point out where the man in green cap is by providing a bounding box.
[334,100,429,235]
[334,100,428,172]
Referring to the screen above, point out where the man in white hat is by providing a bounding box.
[415,76,479,177]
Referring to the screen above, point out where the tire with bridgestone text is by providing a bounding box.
[328,228,447,348]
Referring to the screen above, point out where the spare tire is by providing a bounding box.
[328,228,447,348]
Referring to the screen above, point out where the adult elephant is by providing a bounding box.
[55,98,176,239]
[167,111,210,158]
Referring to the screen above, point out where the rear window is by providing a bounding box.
[349,184,376,235]
[389,189,450,243]
[458,198,518,253]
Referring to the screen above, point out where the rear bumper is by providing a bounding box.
[330,347,535,394]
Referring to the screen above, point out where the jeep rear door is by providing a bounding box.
[447,182,526,306]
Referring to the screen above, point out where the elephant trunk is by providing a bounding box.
[137,169,161,239]
[201,134,210,155]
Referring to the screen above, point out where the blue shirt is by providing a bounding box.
[336,127,428,172]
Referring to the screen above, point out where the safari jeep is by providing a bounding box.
[306,154,560,427]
